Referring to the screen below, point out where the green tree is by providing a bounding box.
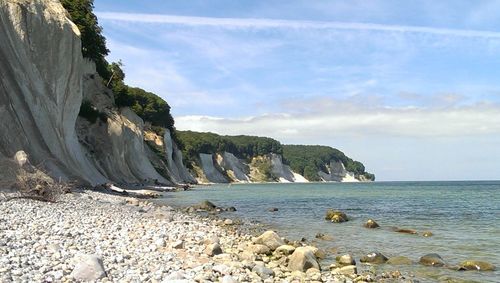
[61,0,110,79]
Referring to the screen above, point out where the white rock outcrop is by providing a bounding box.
[199,153,228,183]
[216,152,250,182]
[269,153,307,183]
[163,129,196,184]
[318,160,360,182]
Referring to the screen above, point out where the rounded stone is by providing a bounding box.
[336,254,356,266]
[364,219,380,228]
[419,253,445,267]
[360,252,388,264]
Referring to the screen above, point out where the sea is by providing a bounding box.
[158,181,500,282]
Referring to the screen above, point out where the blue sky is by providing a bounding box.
[94,1,500,181]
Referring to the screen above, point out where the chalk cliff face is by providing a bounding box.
[162,129,197,184]
[191,152,310,183]
[318,160,359,182]
[0,0,106,183]
[216,152,250,182]
[269,153,297,183]
[190,152,367,183]
[0,0,188,185]
[199,153,228,183]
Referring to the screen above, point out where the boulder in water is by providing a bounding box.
[419,253,445,267]
[422,231,433,237]
[458,260,495,271]
[364,219,380,228]
[315,233,334,241]
[360,252,388,264]
[192,200,217,211]
[394,228,418,235]
[325,209,348,223]
[387,256,414,265]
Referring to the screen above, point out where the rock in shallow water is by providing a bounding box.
[422,231,433,237]
[364,219,380,228]
[458,260,495,271]
[324,209,348,223]
[419,253,445,267]
[315,232,334,241]
[387,256,414,265]
[360,252,388,264]
[394,228,417,235]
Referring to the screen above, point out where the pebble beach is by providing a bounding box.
[0,189,412,283]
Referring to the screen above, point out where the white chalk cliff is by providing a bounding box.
[318,160,359,182]
[0,0,189,185]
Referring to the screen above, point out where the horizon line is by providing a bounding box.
[96,12,500,39]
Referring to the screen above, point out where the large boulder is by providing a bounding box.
[325,210,348,223]
[252,231,285,251]
[70,254,106,281]
[458,260,495,271]
[288,247,320,272]
[419,253,445,267]
[360,252,388,264]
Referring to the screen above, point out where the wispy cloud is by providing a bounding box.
[97,12,500,39]
[175,103,500,139]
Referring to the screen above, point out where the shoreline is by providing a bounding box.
[0,189,409,282]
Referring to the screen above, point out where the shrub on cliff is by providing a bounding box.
[78,100,107,123]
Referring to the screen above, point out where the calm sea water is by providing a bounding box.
[159,181,500,282]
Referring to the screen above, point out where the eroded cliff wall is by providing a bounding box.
[0,0,188,185]
[0,0,106,183]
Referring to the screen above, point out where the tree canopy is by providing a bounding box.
[61,0,110,79]
[176,131,283,163]
[282,145,375,181]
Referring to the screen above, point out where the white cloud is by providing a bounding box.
[175,104,500,140]
[97,12,500,39]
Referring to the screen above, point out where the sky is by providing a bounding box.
[93,0,500,181]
